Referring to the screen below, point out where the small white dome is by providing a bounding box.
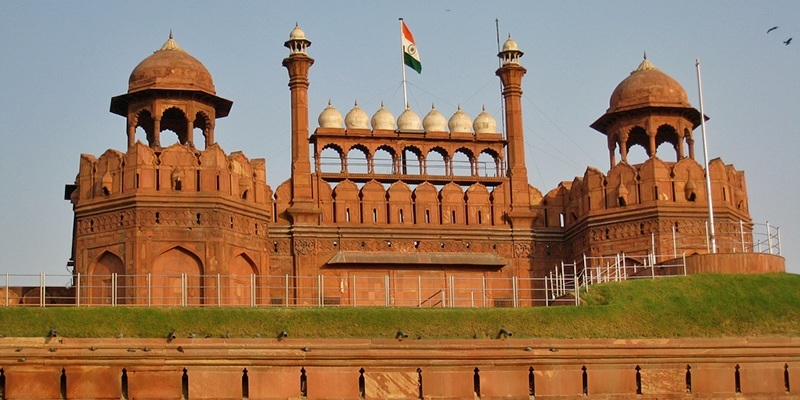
[318,100,343,128]
[397,106,421,130]
[344,101,369,129]
[422,104,447,132]
[498,34,523,65]
[502,35,519,52]
[473,106,497,134]
[289,24,307,41]
[448,105,472,134]
[371,102,396,130]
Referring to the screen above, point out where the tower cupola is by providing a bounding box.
[498,35,523,65]
[285,24,311,54]
[110,33,232,150]
[591,55,703,167]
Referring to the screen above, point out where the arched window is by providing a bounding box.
[319,145,344,173]
[161,107,190,145]
[401,147,422,175]
[477,150,500,177]
[425,148,447,176]
[452,149,473,176]
[373,147,395,174]
[347,146,369,174]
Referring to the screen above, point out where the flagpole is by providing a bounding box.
[400,18,408,108]
[695,59,717,254]
[496,18,506,138]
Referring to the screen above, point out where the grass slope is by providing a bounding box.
[1,274,798,339]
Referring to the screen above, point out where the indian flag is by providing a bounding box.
[401,20,422,74]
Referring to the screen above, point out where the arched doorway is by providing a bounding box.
[89,252,125,305]
[227,253,257,306]
[152,247,203,306]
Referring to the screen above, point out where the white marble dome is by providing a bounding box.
[289,24,307,41]
[397,106,421,130]
[371,102,396,130]
[344,101,369,129]
[423,104,447,132]
[448,105,472,134]
[502,35,519,52]
[318,100,343,128]
[473,106,497,134]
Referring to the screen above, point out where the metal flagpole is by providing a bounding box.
[496,19,506,138]
[695,59,717,253]
[400,18,408,108]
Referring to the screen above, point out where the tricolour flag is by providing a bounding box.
[401,20,422,74]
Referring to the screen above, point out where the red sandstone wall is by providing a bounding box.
[685,253,785,274]
[0,337,797,399]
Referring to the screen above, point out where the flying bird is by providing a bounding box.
[785,38,793,45]
[767,26,778,33]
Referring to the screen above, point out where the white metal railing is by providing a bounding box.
[0,273,553,308]
[666,220,780,256]
[545,252,689,306]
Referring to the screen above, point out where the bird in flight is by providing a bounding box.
[785,38,793,45]
[767,26,779,33]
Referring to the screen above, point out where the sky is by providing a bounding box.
[0,1,797,277]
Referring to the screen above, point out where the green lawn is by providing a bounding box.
[1,273,798,339]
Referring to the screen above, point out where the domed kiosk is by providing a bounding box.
[591,56,703,167]
[110,33,232,149]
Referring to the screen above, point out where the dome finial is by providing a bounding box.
[643,51,647,60]
[159,31,184,52]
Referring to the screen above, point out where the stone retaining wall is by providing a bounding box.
[0,337,798,399]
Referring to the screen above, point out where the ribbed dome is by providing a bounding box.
[344,101,369,129]
[423,104,447,132]
[371,102,396,130]
[128,33,215,94]
[448,105,472,133]
[397,106,421,130]
[608,58,691,113]
[473,106,497,134]
[318,100,343,128]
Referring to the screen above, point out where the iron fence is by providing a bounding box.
[0,272,550,308]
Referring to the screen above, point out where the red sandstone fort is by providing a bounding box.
[58,26,783,307]
[0,25,792,399]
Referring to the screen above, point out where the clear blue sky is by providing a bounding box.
[1,1,797,276]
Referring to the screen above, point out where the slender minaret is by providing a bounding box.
[496,35,535,228]
[282,24,320,224]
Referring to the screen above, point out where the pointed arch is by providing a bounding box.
[625,126,649,164]
[134,109,155,145]
[193,111,212,148]
[227,253,258,306]
[332,180,360,223]
[401,146,423,175]
[452,148,474,176]
[425,147,448,176]
[477,149,501,177]
[346,145,370,174]
[151,246,204,306]
[160,107,190,145]
[319,143,344,173]
[89,251,126,305]
[373,145,397,174]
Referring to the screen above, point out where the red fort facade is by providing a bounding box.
[67,27,784,307]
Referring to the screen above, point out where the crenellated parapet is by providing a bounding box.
[542,156,751,260]
[72,142,269,208]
